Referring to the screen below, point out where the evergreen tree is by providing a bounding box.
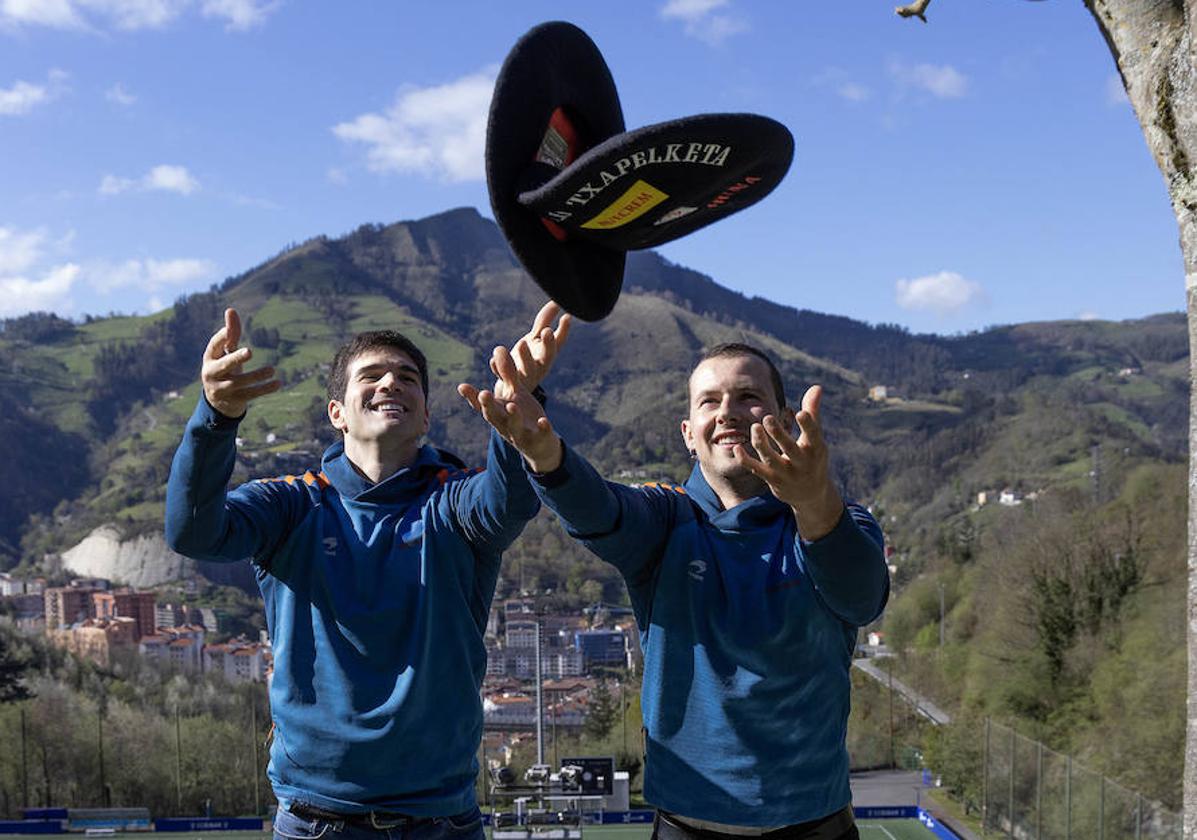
[584,679,618,740]
[0,627,34,703]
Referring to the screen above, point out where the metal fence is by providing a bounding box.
[980,718,1181,839]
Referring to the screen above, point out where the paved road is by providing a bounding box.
[853,658,952,725]
[850,769,927,807]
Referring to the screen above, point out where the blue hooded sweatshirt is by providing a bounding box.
[530,442,888,826]
[165,397,539,816]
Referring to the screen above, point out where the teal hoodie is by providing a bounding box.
[166,397,539,816]
[530,442,888,826]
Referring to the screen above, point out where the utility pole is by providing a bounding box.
[938,582,945,651]
[621,681,627,755]
[250,697,261,816]
[982,717,990,837]
[20,705,28,810]
[174,705,183,814]
[888,666,895,769]
[97,705,106,806]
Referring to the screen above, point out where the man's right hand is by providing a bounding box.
[458,346,563,473]
[201,308,282,418]
[492,301,571,402]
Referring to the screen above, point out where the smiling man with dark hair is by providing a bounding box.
[166,304,569,840]
[464,337,888,840]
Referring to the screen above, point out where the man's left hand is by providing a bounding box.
[733,385,844,540]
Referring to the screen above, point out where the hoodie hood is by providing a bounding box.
[683,462,790,532]
[320,441,467,504]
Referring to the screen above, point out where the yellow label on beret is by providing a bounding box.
[581,180,669,230]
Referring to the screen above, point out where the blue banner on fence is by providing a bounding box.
[598,811,654,824]
[0,821,65,834]
[155,818,265,832]
[21,810,68,821]
[917,809,963,840]
[853,806,918,820]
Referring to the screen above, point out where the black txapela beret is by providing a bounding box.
[486,21,794,322]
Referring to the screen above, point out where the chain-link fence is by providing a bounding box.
[0,688,272,819]
[981,718,1181,839]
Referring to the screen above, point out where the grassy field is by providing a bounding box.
[0,821,945,840]
[855,820,941,839]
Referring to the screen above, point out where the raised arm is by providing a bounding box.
[443,302,571,553]
[164,308,289,563]
[734,384,889,625]
[458,308,670,581]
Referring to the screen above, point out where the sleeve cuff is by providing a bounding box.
[197,395,244,431]
[527,438,570,489]
[799,504,853,549]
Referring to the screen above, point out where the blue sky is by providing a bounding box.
[0,0,1182,334]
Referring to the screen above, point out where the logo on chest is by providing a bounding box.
[688,559,707,582]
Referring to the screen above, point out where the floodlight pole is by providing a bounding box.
[535,620,544,766]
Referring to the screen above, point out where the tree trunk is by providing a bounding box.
[1083,1,1197,834]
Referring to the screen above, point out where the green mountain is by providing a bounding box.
[3,207,1184,564]
[0,206,1188,806]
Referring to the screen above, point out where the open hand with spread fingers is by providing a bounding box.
[201,308,282,418]
[459,346,562,473]
[732,384,845,540]
[491,301,571,401]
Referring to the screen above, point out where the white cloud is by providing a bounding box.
[333,68,495,183]
[660,0,747,45]
[89,256,216,293]
[99,164,199,196]
[0,262,79,316]
[200,0,280,31]
[0,226,48,274]
[145,164,199,194]
[895,271,986,315]
[78,0,187,30]
[105,83,136,106]
[1077,310,1101,321]
[0,0,84,28]
[228,191,280,209]
[99,174,135,195]
[0,69,68,116]
[3,0,276,31]
[812,67,872,103]
[837,82,871,103]
[0,224,212,317]
[891,60,968,99]
[661,0,725,17]
[326,167,348,186]
[1105,74,1130,107]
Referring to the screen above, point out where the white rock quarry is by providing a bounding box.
[61,525,194,587]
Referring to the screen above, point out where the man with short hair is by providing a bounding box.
[463,339,888,840]
[166,304,568,840]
